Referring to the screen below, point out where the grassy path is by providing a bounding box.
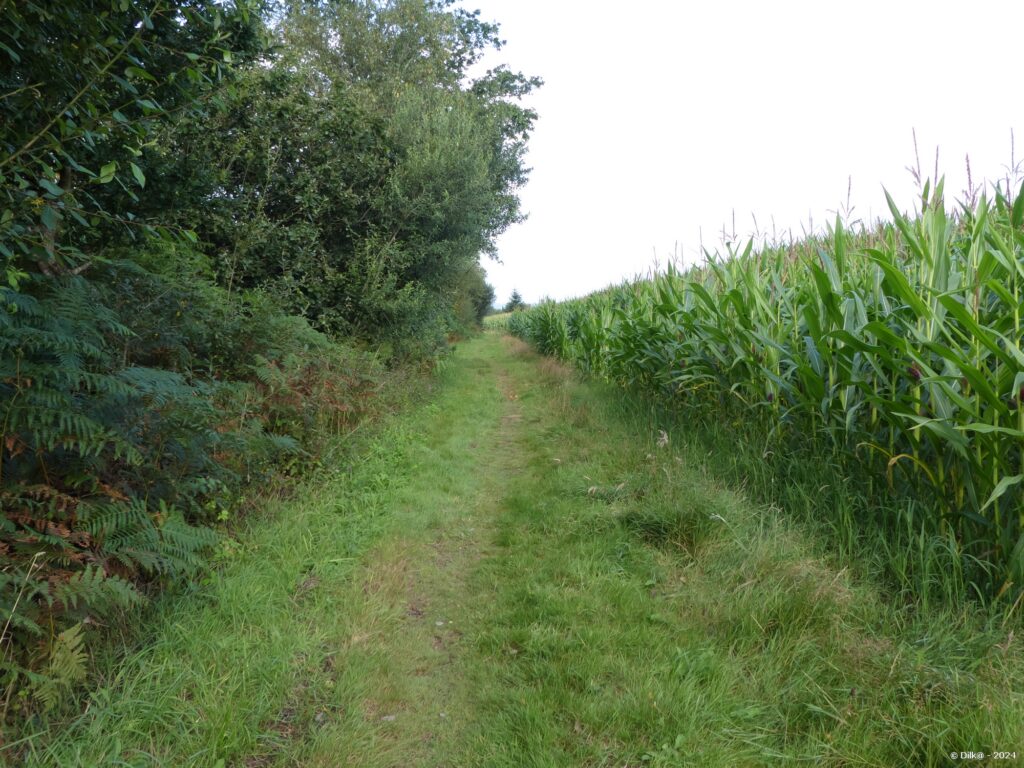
[21,333,1023,766]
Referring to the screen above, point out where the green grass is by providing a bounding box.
[12,332,1023,766]
[449,337,1023,766]
[6,384,447,764]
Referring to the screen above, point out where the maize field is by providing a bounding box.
[509,182,1024,597]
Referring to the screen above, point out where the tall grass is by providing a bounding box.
[510,180,1024,602]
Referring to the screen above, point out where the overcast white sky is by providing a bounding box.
[462,0,1023,306]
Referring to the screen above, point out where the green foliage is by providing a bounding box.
[0,0,265,276]
[503,289,526,313]
[0,0,526,719]
[2,6,272,695]
[160,0,531,355]
[457,263,497,328]
[0,252,391,716]
[30,623,87,713]
[510,181,1024,601]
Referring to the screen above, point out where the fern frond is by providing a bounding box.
[30,622,88,712]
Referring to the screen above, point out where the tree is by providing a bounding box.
[169,0,542,354]
[504,289,525,312]
[451,263,495,328]
[0,0,265,280]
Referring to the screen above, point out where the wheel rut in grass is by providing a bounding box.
[297,335,532,766]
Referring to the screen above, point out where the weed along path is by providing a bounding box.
[30,333,1024,766]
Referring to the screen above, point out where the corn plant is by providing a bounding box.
[511,181,1024,598]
